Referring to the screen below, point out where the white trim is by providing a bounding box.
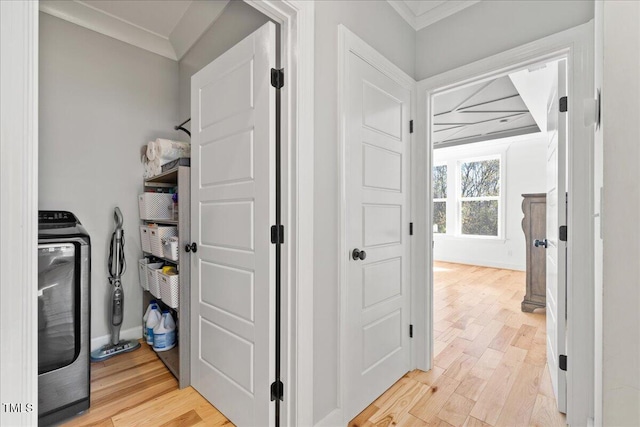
[39,0,178,60]
[169,0,230,60]
[314,408,343,427]
[90,326,143,352]
[337,25,416,425]
[593,2,604,426]
[0,2,39,425]
[39,0,231,61]
[433,257,524,272]
[385,1,417,29]
[416,21,596,425]
[244,2,315,426]
[386,0,480,31]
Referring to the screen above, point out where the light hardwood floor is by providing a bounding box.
[61,342,232,427]
[62,262,563,426]
[350,262,566,427]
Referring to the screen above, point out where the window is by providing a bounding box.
[459,158,500,237]
[432,165,447,233]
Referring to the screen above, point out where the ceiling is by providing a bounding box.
[39,0,230,60]
[81,1,193,37]
[386,0,480,30]
[40,0,481,59]
[432,75,541,147]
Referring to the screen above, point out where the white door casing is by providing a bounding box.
[190,22,276,426]
[341,29,413,421]
[545,59,568,413]
[417,22,595,425]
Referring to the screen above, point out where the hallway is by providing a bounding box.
[350,262,566,426]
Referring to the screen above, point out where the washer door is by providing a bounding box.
[38,243,80,374]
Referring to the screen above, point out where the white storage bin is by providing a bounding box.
[149,226,178,258]
[138,258,150,291]
[159,272,179,309]
[163,236,179,261]
[146,262,164,299]
[139,225,151,253]
[138,193,174,220]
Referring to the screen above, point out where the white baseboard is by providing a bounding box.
[315,408,343,427]
[434,256,525,271]
[91,325,143,351]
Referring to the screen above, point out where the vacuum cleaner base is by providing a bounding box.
[90,340,141,362]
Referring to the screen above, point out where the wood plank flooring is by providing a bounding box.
[61,342,232,427]
[350,262,566,427]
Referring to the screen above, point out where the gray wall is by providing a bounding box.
[178,0,271,121]
[313,1,416,422]
[602,1,640,424]
[39,13,180,341]
[416,0,594,80]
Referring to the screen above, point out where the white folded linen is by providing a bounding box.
[146,139,190,163]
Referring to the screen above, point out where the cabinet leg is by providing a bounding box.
[521,301,540,313]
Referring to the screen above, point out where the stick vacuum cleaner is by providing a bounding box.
[90,207,141,362]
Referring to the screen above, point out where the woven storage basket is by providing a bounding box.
[139,225,151,253]
[138,258,150,291]
[146,262,164,299]
[159,272,179,309]
[138,193,174,220]
[149,226,177,258]
[163,236,179,261]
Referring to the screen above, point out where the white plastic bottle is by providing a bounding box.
[145,304,162,345]
[152,310,176,352]
[142,300,158,342]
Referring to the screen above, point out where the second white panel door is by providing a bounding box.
[345,51,412,420]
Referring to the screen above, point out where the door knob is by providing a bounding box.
[352,248,367,261]
[185,242,198,253]
[534,239,548,248]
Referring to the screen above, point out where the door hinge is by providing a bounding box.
[270,380,284,401]
[559,96,568,113]
[409,222,414,236]
[559,354,567,371]
[271,68,284,89]
[409,120,414,134]
[559,225,567,242]
[409,324,413,338]
[271,225,284,244]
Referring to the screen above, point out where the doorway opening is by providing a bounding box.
[35,1,300,425]
[428,57,567,425]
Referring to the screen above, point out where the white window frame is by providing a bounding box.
[456,153,504,239]
[432,143,507,241]
[432,162,448,234]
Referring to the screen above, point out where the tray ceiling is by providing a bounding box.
[387,0,480,30]
[433,75,542,147]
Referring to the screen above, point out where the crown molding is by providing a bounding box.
[170,0,229,60]
[40,1,177,60]
[387,0,481,31]
[387,0,418,29]
[39,0,230,61]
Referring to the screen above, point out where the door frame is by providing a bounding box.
[244,2,315,425]
[0,2,39,426]
[415,21,597,425]
[0,1,314,426]
[336,25,417,426]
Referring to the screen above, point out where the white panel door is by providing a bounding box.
[545,59,567,413]
[345,53,412,420]
[190,22,275,426]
